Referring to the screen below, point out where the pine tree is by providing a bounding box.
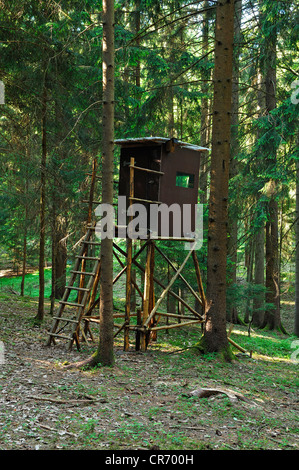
[95,0,115,366]
[203,0,235,358]
[260,0,281,330]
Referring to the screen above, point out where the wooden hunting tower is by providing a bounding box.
[47,137,210,353]
[116,137,208,238]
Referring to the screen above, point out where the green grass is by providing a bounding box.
[0,267,297,364]
[0,249,129,301]
[0,266,298,450]
[0,294,298,451]
[0,267,54,298]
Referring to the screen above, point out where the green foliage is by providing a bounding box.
[0,0,298,334]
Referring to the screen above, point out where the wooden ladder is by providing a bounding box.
[46,226,101,351]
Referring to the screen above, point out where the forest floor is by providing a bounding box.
[0,292,298,451]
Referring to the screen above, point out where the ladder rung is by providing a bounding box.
[83,241,101,245]
[129,196,162,204]
[77,256,100,261]
[86,173,101,179]
[53,317,78,323]
[82,200,102,204]
[48,333,73,340]
[59,301,85,307]
[70,270,96,276]
[82,201,118,206]
[67,286,90,292]
[129,164,164,176]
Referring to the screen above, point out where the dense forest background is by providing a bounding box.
[0,0,298,335]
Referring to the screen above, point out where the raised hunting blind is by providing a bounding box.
[116,137,208,238]
[47,137,210,353]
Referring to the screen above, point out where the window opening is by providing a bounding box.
[176,172,195,189]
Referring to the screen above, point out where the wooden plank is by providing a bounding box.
[147,242,156,344]
[144,248,194,328]
[70,270,96,276]
[87,158,97,225]
[124,156,134,351]
[114,322,126,338]
[150,236,195,242]
[67,286,90,292]
[149,320,202,331]
[59,301,85,307]
[83,241,101,245]
[48,333,73,340]
[129,196,162,204]
[129,165,164,176]
[83,260,101,336]
[155,312,203,321]
[111,239,150,285]
[82,200,118,206]
[192,250,207,315]
[82,200,102,204]
[87,261,101,310]
[135,308,142,351]
[155,244,203,306]
[140,242,154,351]
[113,243,201,318]
[46,228,93,346]
[68,259,101,350]
[52,317,78,323]
[113,249,143,298]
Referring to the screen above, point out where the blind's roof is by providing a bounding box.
[115,137,210,152]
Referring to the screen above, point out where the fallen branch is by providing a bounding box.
[38,423,77,437]
[28,395,107,405]
[228,337,247,353]
[169,425,205,431]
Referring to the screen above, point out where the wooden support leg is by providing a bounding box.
[83,261,101,339]
[140,242,154,351]
[124,237,132,351]
[124,156,135,351]
[192,250,207,322]
[146,242,155,346]
[144,247,194,329]
[135,308,142,351]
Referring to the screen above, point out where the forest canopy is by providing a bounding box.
[0,0,298,342]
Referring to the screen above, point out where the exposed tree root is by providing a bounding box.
[62,352,101,370]
[184,387,257,405]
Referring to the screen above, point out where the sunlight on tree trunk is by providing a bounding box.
[95,0,115,366]
[295,153,299,337]
[36,81,47,322]
[203,0,235,359]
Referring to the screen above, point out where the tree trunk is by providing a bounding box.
[199,0,212,205]
[50,198,57,316]
[227,0,242,323]
[264,196,280,329]
[262,11,281,330]
[244,237,254,323]
[253,226,265,326]
[295,154,299,337]
[36,81,47,322]
[21,171,29,297]
[20,217,27,297]
[95,0,115,366]
[252,64,266,326]
[203,0,235,358]
[135,0,141,89]
[54,216,67,299]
